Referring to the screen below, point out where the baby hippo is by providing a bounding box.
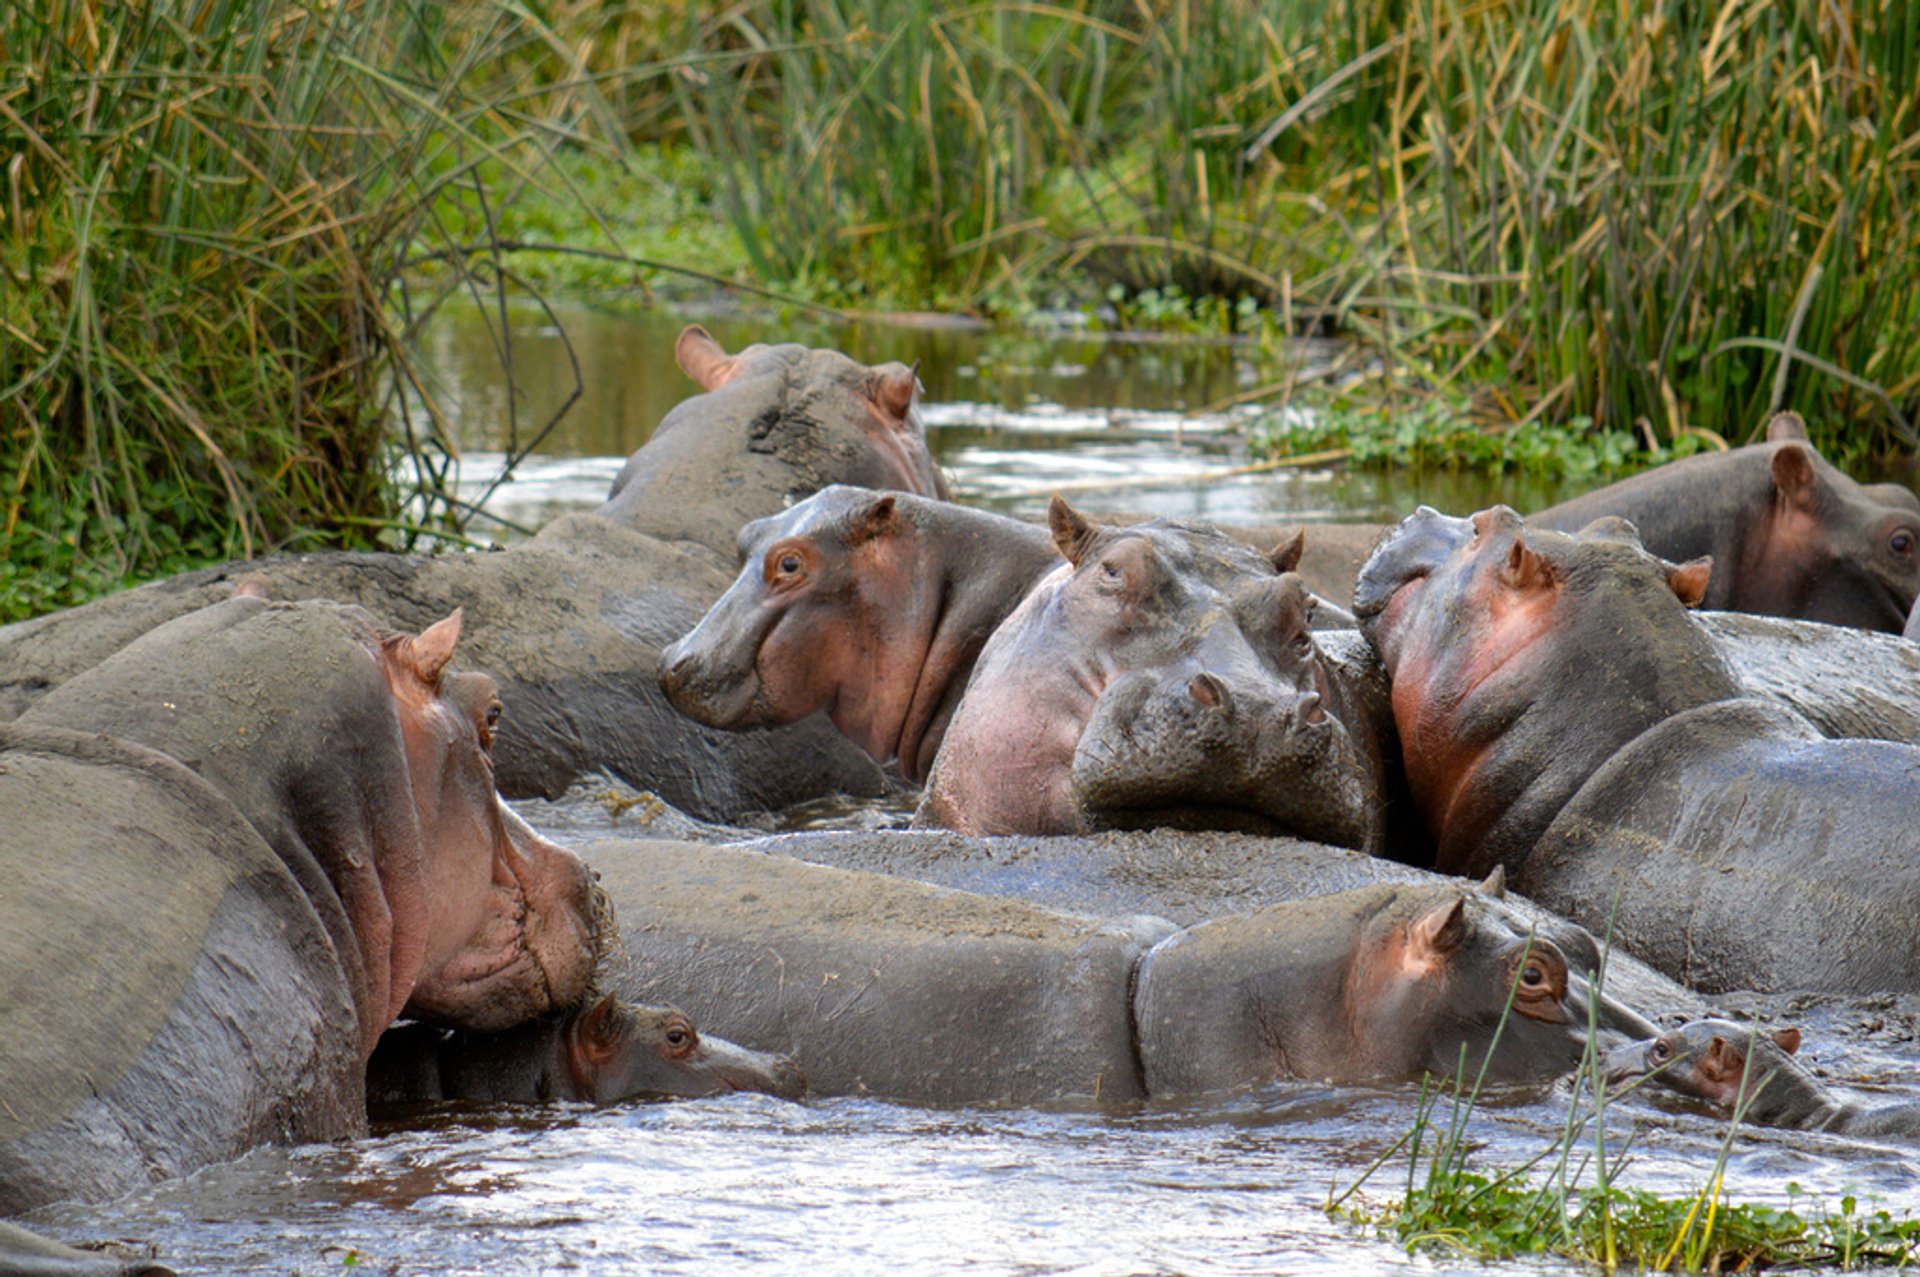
[368,994,806,1107]
[1606,1019,1920,1139]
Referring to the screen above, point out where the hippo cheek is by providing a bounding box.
[406,821,602,1031]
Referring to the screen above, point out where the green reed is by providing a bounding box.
[0,0,630,620]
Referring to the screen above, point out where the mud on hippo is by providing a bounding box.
[0,596,604,1213]
[1356,504,1920,994]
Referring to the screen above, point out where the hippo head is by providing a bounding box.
[1342,877,1659,1083]
[377,615,603,1036]
[565,995,807,1103]
[1070,570,1380,851]
[1604,1018,1813,1120]
[1351,506,1731,875]
[674,325,951,503]
[661,488,933,754]
[1747,413,1919,631]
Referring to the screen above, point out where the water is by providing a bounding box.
[25,303,1920,1273]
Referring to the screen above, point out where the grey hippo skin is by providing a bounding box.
[585,839,1673,1104]
[1605,1019,1920,1139]
[1532,411,1920,632]
[367,996,805,1106]
[0,327,948,821]
[1355,504,1920,994]
[1,597,602,1214]
[0,1221,175,1277]
[917,498,1391,846]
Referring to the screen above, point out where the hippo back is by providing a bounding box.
[0,724,360,1213]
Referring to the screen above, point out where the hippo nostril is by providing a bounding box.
[1297,692,1326,725]
[1188,673,1230,714]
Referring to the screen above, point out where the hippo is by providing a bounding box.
[1136,875,1659,1093]
[1355,505,1920,993]
[0,328,946,820]
[1605,1019,1920,1139]
[916,498,1392,846]
[584,839,1666,1106]
[0,597,603,1213]
[367,995,806,1106]
[659,486,1061,783]
[1533,412,1920,632]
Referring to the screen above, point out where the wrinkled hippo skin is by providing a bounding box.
[1080,512,1388,619]
[0,327,947,820]
[1356,505,1920,994]
[0,1222,175,1277]
[601,325,950,561]
[1137,877,1657,1093]
[0,723,360,1214]
[1533,412,1920,631]
[918,499,1390,845]
[1605,1019,1920,1139]
[660,486,1061,783]
[20,596,601,1047]
[589,839,1172,1106]
[367,995,805,1107]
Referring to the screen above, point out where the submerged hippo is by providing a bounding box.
[660,486,1061,782]
[1356,505,1920,993]
[0,597,603,1212]
[367,995,806,1106]
[1533,412,1920,632]
[1137,875,1658,1093]
[587,840,1664,1106]
[1606,1019,1920,1139]
[0,328,945,820]
[917,498,1390,847]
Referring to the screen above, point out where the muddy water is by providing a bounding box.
[25,305,1920,1273]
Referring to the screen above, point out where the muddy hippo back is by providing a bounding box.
[0,724,361,1213]
[598,326,949,562]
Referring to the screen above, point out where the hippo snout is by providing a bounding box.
[1354,506,1475,618]
[657,635,762,727]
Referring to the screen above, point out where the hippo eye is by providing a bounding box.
[1101,560,1122,583]
[485,702,502,730]
[1520,963,1547,988]
[779,554,802,575]
[665,1029,689,1046]
[1650,1040,1673,1063]
[1891,530,1915,557]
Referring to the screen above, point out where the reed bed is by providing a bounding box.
[0,0,625,619]
[632,0,1920,459]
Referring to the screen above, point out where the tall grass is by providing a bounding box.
[631,0,1920,460]
[0,0,626,620]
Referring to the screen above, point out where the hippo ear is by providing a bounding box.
[576,993,622,1057]
[1770,442,1818,510]
[1666,556,1713,609]
[675,325,741,391]
[233,574,272,600]
[1409,895,1469,959]
[1268,527,1306,574]
[1701,1035,1745,1082]
[1499,538,1557,594]
[1048,494,1098,567]
[1576,516,1643,548]
[870,363,921,424]
[850,494,900,545]
[1476,865,1508,899]
[1768,1026,1803,1055]
[1765,410,1809,443]
[392,609,463,688]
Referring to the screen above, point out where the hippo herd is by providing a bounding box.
[6,324,1920,1270]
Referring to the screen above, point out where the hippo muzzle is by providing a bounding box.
[1353,505,1478,619]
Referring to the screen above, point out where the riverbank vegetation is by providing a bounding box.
[3,0,1917,618]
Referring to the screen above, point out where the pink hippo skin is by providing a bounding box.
[21,596,602,1051]
[1533,412,1920,632]
[1355,505,1920,993]
[916,498,1389,844]
[659,486,1061,783]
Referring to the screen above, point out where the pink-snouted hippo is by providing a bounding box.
[916,497,1389,843]
[599,325,951,563]
[1135,876,1658,1094]
[1533,412,1920,632]
[367,995,806,1107]
[1355,505,1920,994]
[1605,1019,1920,1140]
[658,486,1062,782]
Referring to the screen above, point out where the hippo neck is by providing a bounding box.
[435,1014,572,1102]
[1426,591,1740,877]
[892,512,1061,783]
